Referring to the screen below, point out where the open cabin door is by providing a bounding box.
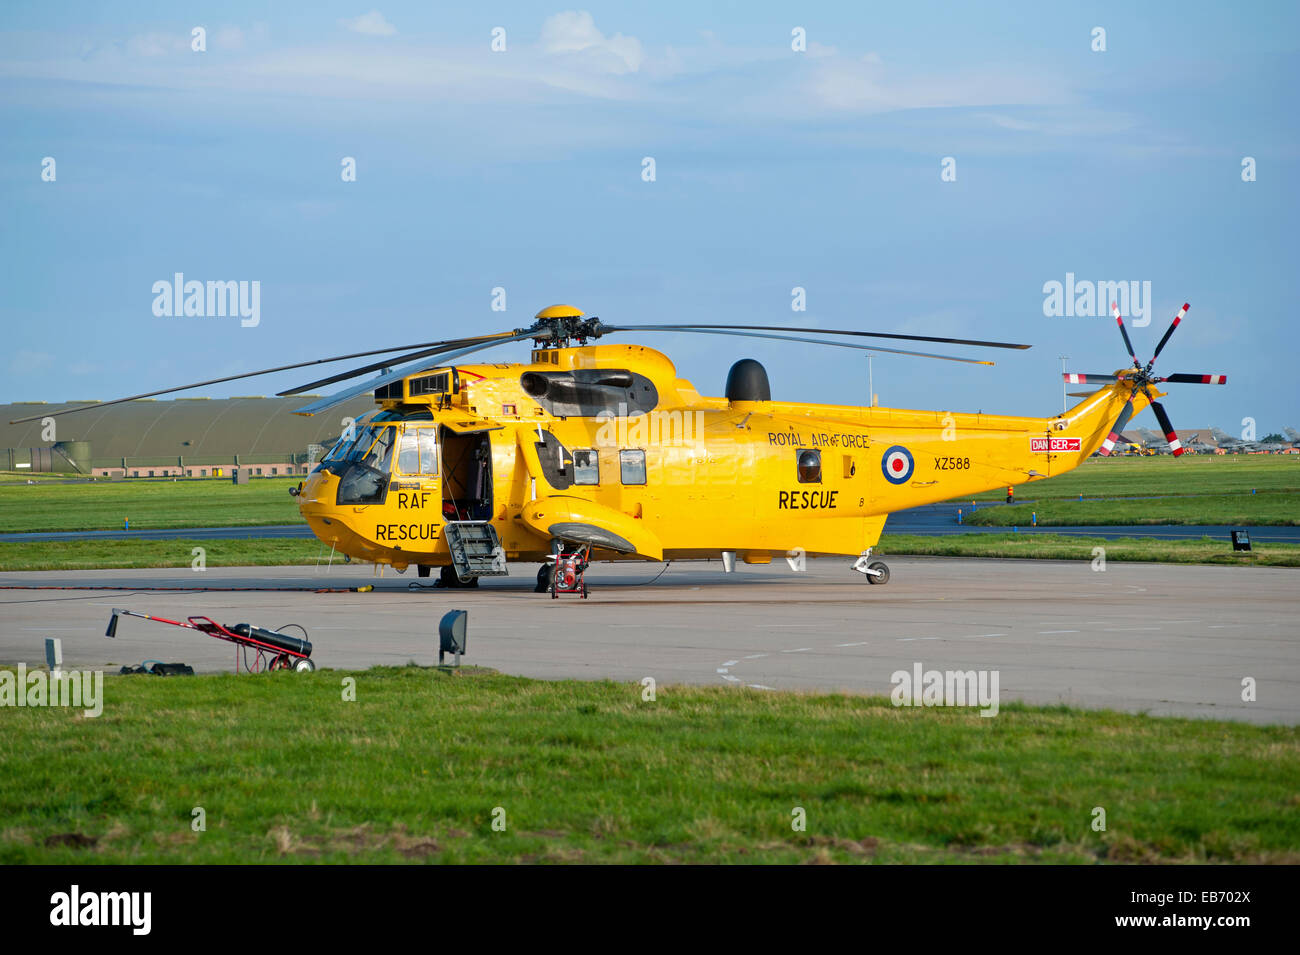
[439,421,501,522]
[437,421,508,581]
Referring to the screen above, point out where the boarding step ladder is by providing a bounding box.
[444,522,508,581]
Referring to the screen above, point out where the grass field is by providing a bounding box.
[1,667,1295,864]
[0,537,327,571]
[961,492,1298,526]
[879,533,1300,567]
[957,456,1299,525]
[0,477,301,533]
[964,454,1299,500]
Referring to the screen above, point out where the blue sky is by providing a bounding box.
[2,1,1297,435]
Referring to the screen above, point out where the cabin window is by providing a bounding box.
[573,449,599,485]
[797,449,821,483]
[619,449,646,485]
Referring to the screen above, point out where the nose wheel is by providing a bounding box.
[852,550,890,584]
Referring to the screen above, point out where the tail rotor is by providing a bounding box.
[1063,301,1226,456]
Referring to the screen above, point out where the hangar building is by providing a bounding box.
[1,396,374,477]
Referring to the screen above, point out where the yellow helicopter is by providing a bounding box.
[19,302,1222,594]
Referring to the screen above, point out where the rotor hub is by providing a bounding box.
[522,309,607,348]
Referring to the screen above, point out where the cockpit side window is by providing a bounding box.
[334,424,398,505]
[397,432,419,474]
[363,427,395,472]
[418,429,438,474]
[323,424,381,466]
[396,427,438,475]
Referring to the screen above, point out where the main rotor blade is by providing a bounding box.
[1097,394,1137,456]
[279,335,510,395]
[604,324,1030,350]
[1112,303,1142,370]
[291,332,534,416]
[1158,373,1227,384]
[1145,303,1189,371]
[1148,399,1185,457]
[609,327,995,364]
[6,331,519,425]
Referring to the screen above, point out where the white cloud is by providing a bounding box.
[340,11,396,37]
[127,32,190,58]
[803,51,1072,114]
[4,21,1089,135]
[8,350,55,376]
[539,11,642,74]
[978,112,1039,132]
[806,52,889,110]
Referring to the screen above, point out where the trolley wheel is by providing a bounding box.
[293,657,316,673]
[536,564,552,593]
[417,564,431,578]
[269,654,292,670]
[865,561,890,585]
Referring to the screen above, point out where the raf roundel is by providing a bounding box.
[881,446,914,485]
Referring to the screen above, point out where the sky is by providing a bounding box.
[2,1,1297,437]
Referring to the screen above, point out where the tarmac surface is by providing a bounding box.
[1,557,1295,725]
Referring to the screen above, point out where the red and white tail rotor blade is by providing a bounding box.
[1145,303,1189,371]
[1097,396,1137,456]
[1062,372,1122,385]
[1112,302,1142,370]
[1149,400,1185,457]
[1158,373,1228,385]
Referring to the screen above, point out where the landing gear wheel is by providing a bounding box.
[417,564,431,578]
[441,565,480,588]
[536,565,553,594]
[293,657,316,672]
[865,561,890,585]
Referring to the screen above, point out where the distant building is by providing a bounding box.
[1,396,374,477]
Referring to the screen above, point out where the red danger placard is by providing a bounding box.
[1030,437,1081,452]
